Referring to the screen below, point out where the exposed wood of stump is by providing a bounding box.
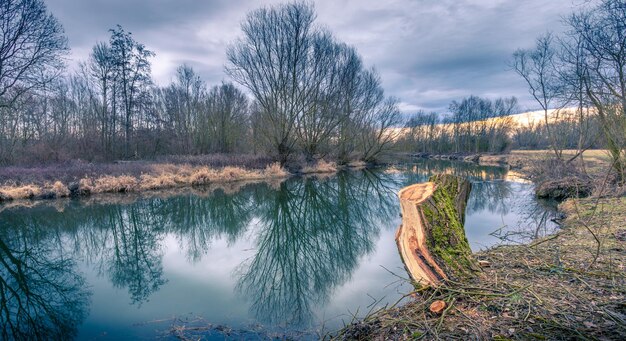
[395,174,478,287]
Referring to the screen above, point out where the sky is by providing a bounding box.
[45,0,584,114]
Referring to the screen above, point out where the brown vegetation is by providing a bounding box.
[0,161,290,202]
[300,160,338,174]
[336,197,626,340]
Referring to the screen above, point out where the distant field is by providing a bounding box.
[511,149,611,163]
[510,149,612,176]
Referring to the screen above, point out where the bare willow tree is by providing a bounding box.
[226,1,316,164]
[513,33,566,160]
[568,0,626,182]
[294,34,347,160]
[227,1,399,164]
[358,96,401,162]
[336,66,396,163]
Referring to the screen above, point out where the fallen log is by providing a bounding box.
[395,174,479,287]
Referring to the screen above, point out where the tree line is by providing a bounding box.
[0,0,400,166]
[397,96,519,154]
[397,93,607,155]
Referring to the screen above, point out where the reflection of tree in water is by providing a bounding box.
[490,192,559,244]
[236,170,400,327]
[158,189,255,262]
[103,204,167,305]
[68,189,254,303]
[0,162,559,336]
[0,214,90,340]
[467,180,514,215]
[399,159,508,186]
[466,181,559,244]
[0,185,258,311]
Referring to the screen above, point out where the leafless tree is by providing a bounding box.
[88,42,117,156]
[109,25,154,158]
[227,1,399,164]
[0,0,68,108]
[568,0,626,182]
[204,82,249,153]
[557,32,597,166]
[513,33,567,159]
[226,1,316,164]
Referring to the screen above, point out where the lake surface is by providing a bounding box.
[0,160,558,340]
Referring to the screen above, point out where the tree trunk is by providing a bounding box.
[395,174,479,287]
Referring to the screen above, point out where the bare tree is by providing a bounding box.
[161,64,205,151]
[359,96,401,162]
[109,25,154,158]
[558,33,597,165]
[88,42,117,156]
[226,1,316,164]
[568,0,626,182]
[513,33,566,160]
[0,0,68,108]
[204,82,249,153]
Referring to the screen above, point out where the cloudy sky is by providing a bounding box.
[46,0,583,114]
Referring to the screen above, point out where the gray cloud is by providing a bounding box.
[46,0,578,114]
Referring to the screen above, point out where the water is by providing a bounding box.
[0,160,558,340]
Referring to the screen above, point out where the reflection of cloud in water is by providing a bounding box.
[466,181,559,250]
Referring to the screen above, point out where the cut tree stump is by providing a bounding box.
[395,174,479,287]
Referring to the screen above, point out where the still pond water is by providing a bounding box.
[0,160,558,340]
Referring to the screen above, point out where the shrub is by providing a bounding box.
[264,162,290,178]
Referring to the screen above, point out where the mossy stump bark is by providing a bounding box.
[395,174,479,287]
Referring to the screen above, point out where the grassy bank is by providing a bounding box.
[336,149,625,340]
[337,197,626,340]
[505,150,610,175]
[0,155,357,203]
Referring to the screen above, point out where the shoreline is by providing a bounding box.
[0,158,367,204]
[336,151,625,340]
[405,152,509,167]
[337,197,625,340]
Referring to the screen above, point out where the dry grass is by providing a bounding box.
[0,163,292,202]
[93,175,138,193]
[51,181,70,197]
[336,197,626,340]
[139,173,178,190]
[0,184,42,200]
[301,160,338,174]
[509,150,612,175]
[264,162,290,178]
